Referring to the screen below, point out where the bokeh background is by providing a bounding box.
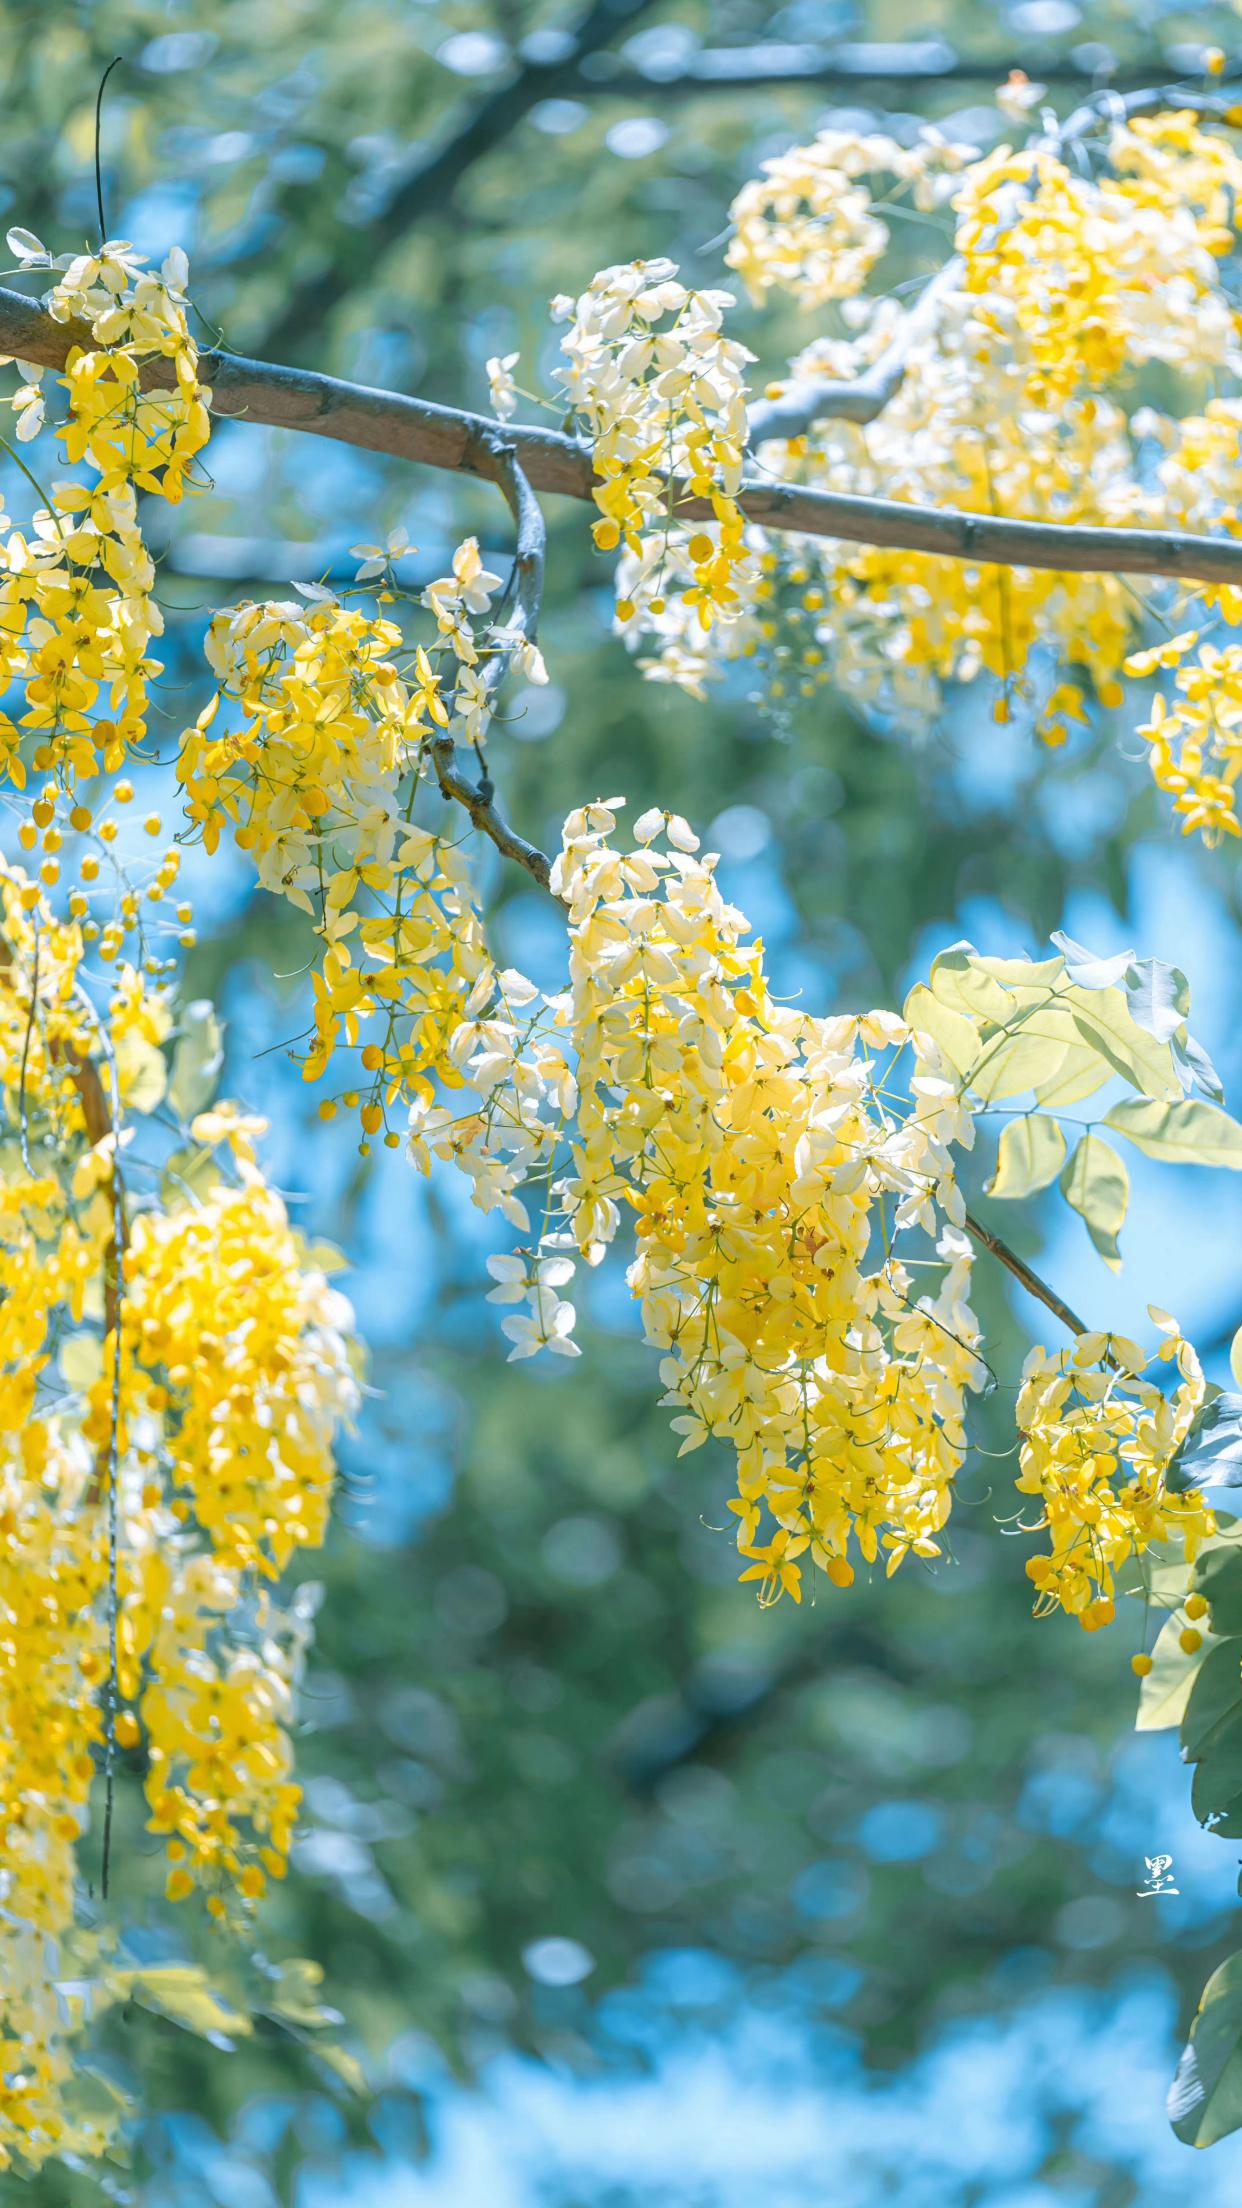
[12,1,1242,2200]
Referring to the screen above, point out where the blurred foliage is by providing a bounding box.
[9,0,1242,2200]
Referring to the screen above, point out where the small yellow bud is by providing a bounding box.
[1131,1652,1152,1677]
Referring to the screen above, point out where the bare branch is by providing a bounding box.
[432,439,553,891]
[4,284,1241,590]
[747,262,958,445]
[963,1208,1089,1337]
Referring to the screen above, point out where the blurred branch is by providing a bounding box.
[5,283,1242,593]
[257,0,662,361]
[571,38,1238,99]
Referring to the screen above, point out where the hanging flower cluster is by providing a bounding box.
[178,533,550,1142]
[406,799,986,1605]
[0,230,209,983]
[565,102,1242,839]
[954,121,1241,407]
[0,871,358,2171]
[1125,630,1242,844]
[727,126,969,307]
[0,231,366,2173]
[553,260,755,635]
[1015,1314,1214,1627]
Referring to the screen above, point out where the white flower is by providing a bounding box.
[501,1297,581,1360]
[350,525,412,581]
[996,71,1048,120]
[486,351,520,420]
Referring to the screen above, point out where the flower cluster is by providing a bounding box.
[408,800,985,1604]
[727,127,968,307]
[0,876,359,2168]
[954,120,1241,408]
[589,108,1242,841]
[0,231,210,986]
[179,539,550,1141]
[554,260,755,635]
[1126,631,1242,844]
[1015,1315,1214,1628]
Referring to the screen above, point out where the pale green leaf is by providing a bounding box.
[1051,929,1134,990]
[969,1033,1071,1103]
[1034,1041,1115,1109]
[1136,1610,1213,1731]
[60,1332,102,1392]
[110,1965,251,2041]
[168,1000,224,1123]
[1067,989,1180,1101]
[903,983,979,1077]
[1059,1131,1128,1269]
[1170,1951,1242,2147]
[1232,1329,1242,1394]
[1125,955,1190,1045]
[116,1036,167,1116]
[1104,1096,1242,1170]
[988,1115,1067,1200]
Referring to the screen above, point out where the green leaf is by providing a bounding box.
[1059,1132,1129,1269]
[1125,955,1189,1045]
[1170,1951,1242,2147]
[161,1145,225,1207]
[1103,1096,1242,1170]
[116,1035,168,1116]
[1067,990,1180,1101]
[1174,1028,1226,1104]
[1137,1611,1213,1731]
[1232,1329,1242,1394]
[1194,1517,1242,1628]
[1033,1041,1114,1109]
[110,1965,252,2042]
[1169,1397,1242,1501]
[168,1000,225,1123]
[1182,1637,1242,1761]
[988,1115,1067,1200]
[927,944,1014,1027]
[1051,929,1134,990]
[969,1032,1071,1104]
[903,983,979,1078]
[60,1332,103,1392]
[1191,1702,1242,1833]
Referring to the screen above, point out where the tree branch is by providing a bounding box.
[574,40,1242,100]
[5,283,1241,592]
[962,1208,1089,1337]
[257,0,662,361]
[431,439,553,890]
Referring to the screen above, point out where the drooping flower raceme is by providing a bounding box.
[1015,1315,1214,1627]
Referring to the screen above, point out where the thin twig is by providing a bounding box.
[577,42,1242,101]
[94,57,124,249]
[15,922,39,1174]
[963,1207,1089,1337]
[432,438,552,888]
